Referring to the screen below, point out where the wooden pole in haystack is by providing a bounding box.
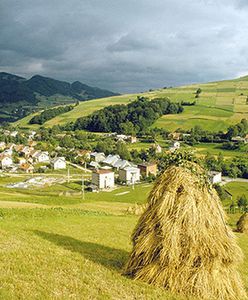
[124,163,247,300]
[237,212,248,234]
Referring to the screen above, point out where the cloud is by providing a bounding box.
[0,0,248,93]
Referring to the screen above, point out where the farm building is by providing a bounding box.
[91,169,115,189]
[52,157,66,170]
[119,166,140,184]
[138,162,157,177]
[209,171,222,184]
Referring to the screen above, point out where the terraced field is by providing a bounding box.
[15,76,248,132]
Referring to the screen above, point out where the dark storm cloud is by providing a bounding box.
[0,0,248,93]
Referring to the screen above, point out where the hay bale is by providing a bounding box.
[237,212,248,234]
[124,164,247,300]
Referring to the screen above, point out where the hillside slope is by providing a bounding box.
[15,75,248,132]
[0,72,119,122]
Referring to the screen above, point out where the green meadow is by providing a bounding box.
[0,174,248,299]
[15,76,248,132]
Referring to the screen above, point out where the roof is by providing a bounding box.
[91,152,105,157]
[93,169,114,174]
[122,166,140,172]
[138,162,157,167]
[52,157,66,164]
[102,154,120,165]
[112,159,131,169]
[89,161,100,168]
[20,163,34,170]
[209,171,221,176]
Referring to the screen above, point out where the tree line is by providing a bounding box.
[29,105,74,125]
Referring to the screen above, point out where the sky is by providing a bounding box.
[1,0,248,93]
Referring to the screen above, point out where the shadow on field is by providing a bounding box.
[33,230,129,271]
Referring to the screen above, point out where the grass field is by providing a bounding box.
[15,76,248,132]
[0,177,248,299]
[0,187,248,300]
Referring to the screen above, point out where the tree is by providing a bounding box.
[116,141,131,160]
[237,194,248,210]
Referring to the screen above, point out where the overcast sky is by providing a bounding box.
[1,0,248,93]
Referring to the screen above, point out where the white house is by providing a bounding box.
[0,156,13,168]
[3,148,13,156]
[112,159,132,170]
[10,131,18,137]
[209,171,222,184]
[35,151,50,163]
[90,152,106,163]
[119,166,140,184]
[52,157,66,170]
[102,154,120,167]
[92,169,115,189]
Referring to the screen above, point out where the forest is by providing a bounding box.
[74,96,183,133]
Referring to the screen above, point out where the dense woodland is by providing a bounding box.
[29,105,74,125]
[74,96,183,133]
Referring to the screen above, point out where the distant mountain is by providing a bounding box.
[0,72,119,122]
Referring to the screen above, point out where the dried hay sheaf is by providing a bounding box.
[237,212,248,234]
[124,163,247,300]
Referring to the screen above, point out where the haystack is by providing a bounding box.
[124,163,247,300]
[237,212,248,234]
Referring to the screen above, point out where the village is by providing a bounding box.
[0,127,226,194]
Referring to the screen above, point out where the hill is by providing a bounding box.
[15,75,248,132]
[0,72,119,122]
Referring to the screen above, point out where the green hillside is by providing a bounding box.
[15,76,248,132]
[0,72,118,122]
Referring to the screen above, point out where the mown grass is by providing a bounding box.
[0,207,247,300]
[0,208,183,300]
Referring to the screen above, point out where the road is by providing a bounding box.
[221,177,248,186]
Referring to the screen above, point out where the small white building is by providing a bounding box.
[119,166,140,185]
[155,144,162,153]
[35,151,50,163]
[52,157,66,170]
[209,171,222,184]
[10,131,18,137]
[92,169,115,189]
[90,152,106,163]
[0,156,13,168]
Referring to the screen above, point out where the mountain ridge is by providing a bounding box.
[0,72,119,122]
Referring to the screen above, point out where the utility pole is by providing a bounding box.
[131,172,135,190]
[67,167,70,183]
[82,175,85,200]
